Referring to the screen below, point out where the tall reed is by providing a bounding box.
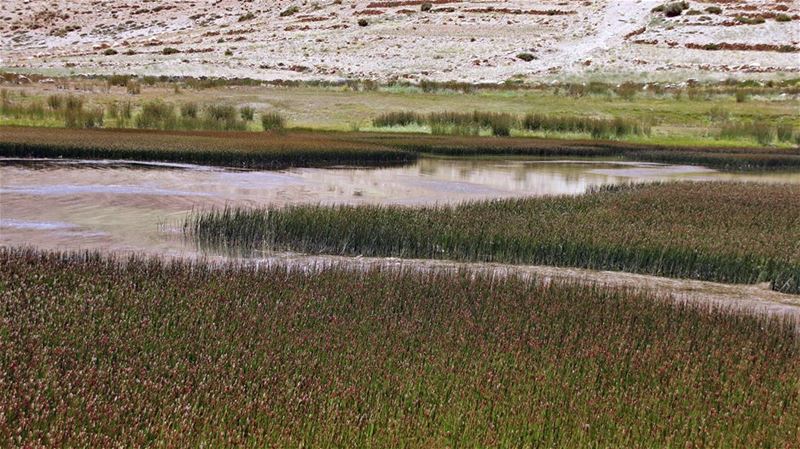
[2,248,798,448]
[188,182,800,293]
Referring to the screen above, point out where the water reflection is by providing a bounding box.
[2,157,799,255]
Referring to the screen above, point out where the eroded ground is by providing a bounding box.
[1,0,798,82]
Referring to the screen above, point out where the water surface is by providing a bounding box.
[2,157,799,256]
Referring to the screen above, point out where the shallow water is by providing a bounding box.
[2,157,800,255]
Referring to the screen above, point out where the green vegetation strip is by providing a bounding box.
[3,126,800,170]
[1,249,798,448]
[0,126,415,169]
[367,133,800,170]
[188,183,800,293]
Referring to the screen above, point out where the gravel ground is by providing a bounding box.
[1,0,797,82]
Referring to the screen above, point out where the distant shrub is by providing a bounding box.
[488,116,512,136]
[685,9,702,16]
[657,2,689,17]
[135,101,178,130]
[202,105,247,131]
[522,113,649,138]
[238,12,255,22]
[516,53,536,62]
[62,96,104,129]
[280,6,299,17]
[180,102,198,118]
[240,106,255,121]
[224,49,233,56]
[736,16,765,25]
[107,74,131,87]
[358,19,369,27]
[719,121,774,145]
[126,80,141,95]
[103,48,118,56]
[421,2,432,12]
[705,6,722,14]
[261,111,286,131]
[162,47,180,55]
[206,105,237,122]
[373,111,421,128]
[775,14,792,23]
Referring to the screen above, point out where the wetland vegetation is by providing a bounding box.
[1,75,798,149]
[188,182,800,293]
[3,125,800,170]
[2,72,800,449]
[1,248,798,448]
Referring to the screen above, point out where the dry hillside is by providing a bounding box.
[1,0,798,82]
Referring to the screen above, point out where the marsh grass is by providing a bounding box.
[188,182,800,293]
[3,248,798,448]
[2,125,798,170]
[133,101,248,131]
[719,121,776,145]
[373,110,649,138]
[261,111,286,131]
[0,127,415,169]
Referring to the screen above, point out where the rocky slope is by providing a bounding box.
[1,0,798,82]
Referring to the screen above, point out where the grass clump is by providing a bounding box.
[3,248,799,448]
[653,1,689,17]
[135,101,178,129]
[261,111,286,131]
[280,6,299,17]
[133,102,247,131]
[0,127,415,169]
[180,102,199,118]
[776,124,795,142]
[522,113,649,138]
[239,105,255,121]
[372,110,649,138]
[719,121,775,145]
[516,52,536,62]
[188,182,800,293]
[736,15,765,25]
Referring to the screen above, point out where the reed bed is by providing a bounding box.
[0,126,415,169]
[1,248,798,448]
[363,133,800,170]
[188,182,800,293]
[134,101,250,131]
[372,110,650,138]
[2,126,799,170]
